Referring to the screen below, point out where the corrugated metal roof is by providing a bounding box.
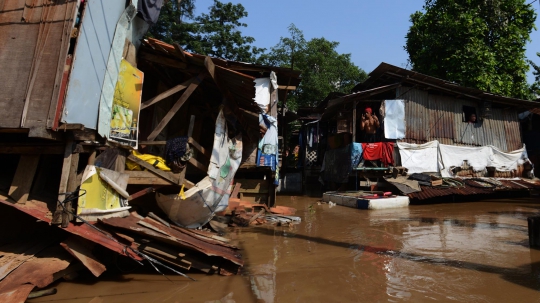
[405,178,540,201]
[355,63,540,109]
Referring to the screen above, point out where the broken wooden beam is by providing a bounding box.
[141,78,193,110]
[60,236,106,277]
[128,187,158,201]
[146,73,206,141]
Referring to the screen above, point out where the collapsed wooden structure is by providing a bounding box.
[0,0,301,300]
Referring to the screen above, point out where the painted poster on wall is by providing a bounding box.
[109,59,143,148]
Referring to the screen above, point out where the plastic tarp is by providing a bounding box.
[490,145,529,172]
[383,99,406,139]
[257,114,280,184]
[398,140,531,177]
[397,141,440,174]
[253,78,271,112]
[438,144,492,177]
[156,109,242,228]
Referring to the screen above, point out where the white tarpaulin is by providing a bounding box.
[488,145,528,172]
[253,78,271,112]
[383,99,406,139]
[439,144,530,177]
[438,144,492,177]
[397,141,440,174]
[398,140,531,177]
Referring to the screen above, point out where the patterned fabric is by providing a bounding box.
[164,136,192,173]
[306,150,318,166]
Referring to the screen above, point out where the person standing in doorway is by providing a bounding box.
[361,107,380,142]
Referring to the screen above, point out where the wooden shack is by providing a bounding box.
[319,63,539,199]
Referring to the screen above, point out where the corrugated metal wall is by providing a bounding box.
[397,87,522,152]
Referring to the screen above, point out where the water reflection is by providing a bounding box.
[28,197,540,303]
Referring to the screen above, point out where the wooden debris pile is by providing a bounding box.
[213,183,300,228]
[0,199,243,303]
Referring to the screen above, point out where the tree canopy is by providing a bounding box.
[259,24,367,110]
[148,0,264,62]
[405,0,536,99]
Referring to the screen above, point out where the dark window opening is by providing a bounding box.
[463,106,477,123]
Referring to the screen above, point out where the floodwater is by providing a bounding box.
[30,196,540,303]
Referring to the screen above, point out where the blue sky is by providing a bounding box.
[195,0,540,83]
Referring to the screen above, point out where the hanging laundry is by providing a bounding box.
[381,142,395,167]
[362,142,383,161]
[350,143,363,168]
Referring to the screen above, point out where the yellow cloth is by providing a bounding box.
[126,150,171,171]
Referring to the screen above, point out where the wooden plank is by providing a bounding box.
[127,154,179,184]
[139,52,187,69]
[173,43,188,62]
[230,182,242,199]
[128,187,158,201]
[188,115,196,137]
[127,177,172,186]
[8,155,40,204]
[66,153,80,193]
[188,157,207,172]
[58,139,74,196]
[60,237,106,277]
[141,78,193,110]
[146,73,206,141]
[188,137,209,158]
[352,102,357,142]
[277,85,296,90]
[0,145,64,154]
[139,141,166,145]
[28,126,63,140]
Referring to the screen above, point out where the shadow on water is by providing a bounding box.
[250,226,540,292]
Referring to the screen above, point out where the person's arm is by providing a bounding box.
[373,115,380,128]
[360,114,366,130]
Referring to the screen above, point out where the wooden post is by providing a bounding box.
[352,101,357,142]
[528,216,540,248]
[8,155,40,204]
[53,139,75,225]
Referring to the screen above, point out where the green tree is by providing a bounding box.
[529,53,540,98]
[260,24,367,110]
[405,0,536,99]
[148,0,264,62]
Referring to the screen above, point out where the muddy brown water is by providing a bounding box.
[29,196,540,303]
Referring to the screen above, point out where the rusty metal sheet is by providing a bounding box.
[101,215,243,267]
[0,237,55,281]
[0,245,71,302]
[60,236,106,277]
[0,199,142,261]
[0,0,78,129]
[406,178,540,201]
